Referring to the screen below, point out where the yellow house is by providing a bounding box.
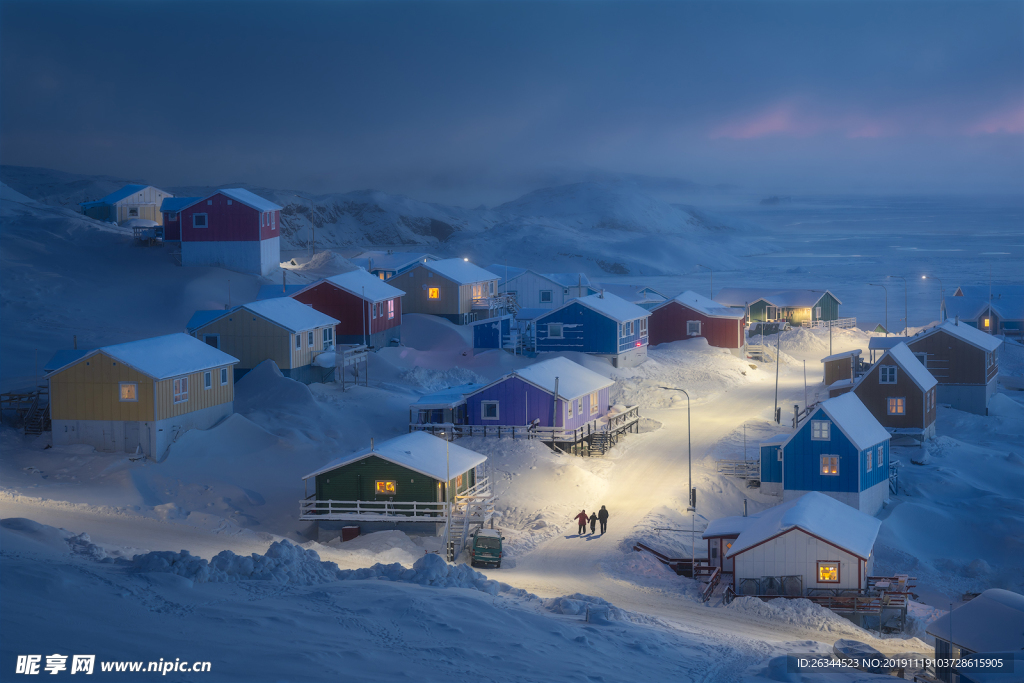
[46,334,238,459]
[186,298,339,384]
[79,184,173,225]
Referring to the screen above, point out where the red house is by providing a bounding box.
[177,189,282,276]
[292,269,405,349]
[159,196,200,242]
[649,290,747,355]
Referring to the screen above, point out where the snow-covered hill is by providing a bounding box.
[2,166,769,276]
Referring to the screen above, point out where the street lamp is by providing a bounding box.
[440,429,452,562]
[889,275,908,336]
[695,264,713,299]
[659,386,696,572]
[922,275,945,321]
[868,283,888,336]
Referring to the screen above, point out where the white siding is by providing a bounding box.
[182,238,279,276]
[500,272,575,309]
[733,528,865,593]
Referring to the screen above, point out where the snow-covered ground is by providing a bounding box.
[2,176,1021,681]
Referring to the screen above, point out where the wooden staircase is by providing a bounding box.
[23,389,50,435]
[588,432,612,455]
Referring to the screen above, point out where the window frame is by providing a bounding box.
[877,445,884,468]
[879,365,898,384]
[193,213,208,229]
[481,400,500,420]
[811,420,830,441]
[866,449,872,472]
[777,447,783,462]
[374,480,397,496]
[817,560,840,583]
[295,334,302,350]
[428,287,440,299]
[567,398,575,418]
[220,367,229,385]
[820,455,839,476]
[204,370,212,390]
[388,299,394,320]
[168,211,178,221]
[887,397,906,415]
[118,382,138,402]
[172,376,189,404]
[547,322,564,339]
[640,317,648,336]
[687,320,701,336]
[539,290,553,304]
[323,327,333,346]
[308,330,314,347]
[128,207,139,217]
[589,390,599,416]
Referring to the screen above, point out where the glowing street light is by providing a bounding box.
[922,275,945,321]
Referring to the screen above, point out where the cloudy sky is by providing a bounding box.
[2,1,1021,203]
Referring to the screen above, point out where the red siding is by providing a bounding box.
[292,282,402,337]
[179,192,276,243]
[162,212,181,240]
[649,301,745,349]
[260,210,280,241]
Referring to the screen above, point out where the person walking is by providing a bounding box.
[597,505,609,534]
[588,511,598,534]
[574,510,589,536]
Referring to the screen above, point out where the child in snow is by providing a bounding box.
[598,505,609,534]
[574,510,589,536]
[588,512,598,534]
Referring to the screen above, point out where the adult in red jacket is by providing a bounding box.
[574,510,589,536]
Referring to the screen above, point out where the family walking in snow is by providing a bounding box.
[574,506,609,536]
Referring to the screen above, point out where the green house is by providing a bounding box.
[300,432,489,537]
[715,288,843,325]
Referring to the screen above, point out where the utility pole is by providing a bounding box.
[774,325,781,423]
[869,283,888,336]
[660,386,694,568]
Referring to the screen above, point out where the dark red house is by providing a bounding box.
[293,269,405,349]
[177,189,282,276]
[649,290,747,355]
[159,196,200,242]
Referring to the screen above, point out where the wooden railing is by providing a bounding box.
[632,542,709,577]
[716,459,759,479]
[693,565,722,602]
[410,407,640,445]
[802,317,857,329]
[300,499,448,520]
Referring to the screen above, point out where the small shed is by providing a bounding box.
[649,290,747,354]
[160,197,201,241]
[392,259,504,325]
[853,342,937,439]
[300,432,490,540]
[410,383,486,427]
[533,292,650,368]
[292,269,405,349]
[47,333,238,458]
[925,589,1024,683]
[80,184,173,225]
[187,298,339,384]
[765,392,891,515]
[725,491,882,596]
[702,515,755,575]
[758,433,789,497]
[821,349,862,386]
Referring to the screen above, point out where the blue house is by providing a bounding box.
[533,293,650,367]
[759,392,891,516]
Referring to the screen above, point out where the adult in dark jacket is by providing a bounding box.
[574,510,589,536]
[588,512,598,534]
[597,505,609,534]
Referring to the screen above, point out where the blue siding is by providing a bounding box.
[466,377,564,427]
[535,302,648,355]
[472,317,510,349]
[782,408,889,495]
[760,444,782,483]
[859,440,889,491]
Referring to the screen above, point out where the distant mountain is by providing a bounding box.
[1,166,774,276]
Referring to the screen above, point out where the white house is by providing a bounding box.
[79,184,174,225]
[722,491,882,596]
[492,266,595,309]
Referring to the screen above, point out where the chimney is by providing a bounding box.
[743,499,748,517]
[600,289,605,299]
[370,437,374,450]
[73,335,77,350]
[552,377,560,428]
[955,316,959,326]
[282,268,286,293]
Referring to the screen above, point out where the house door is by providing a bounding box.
[765,306,779,321]
[722,540,735,573]
[203,334,219,349]
[124,421,140,453]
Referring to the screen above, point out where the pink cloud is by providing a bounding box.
[967,105,1024,135]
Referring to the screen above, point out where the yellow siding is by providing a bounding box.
[289,325,332,368]
[195,313,292,369]
[49,352,155,421]
[155,366,234,420]
[394,265,464,316]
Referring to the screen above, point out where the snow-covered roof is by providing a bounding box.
[592,283,667,304]
[121,218,159,229]
[303,432,487,481]
[660,290,746,319]
[47,333,238,380]
[411,383,485,408]
[510,357,613,398]
[926,589,1024,653]
[828,378,854,391]
[821,349,862,363]
[542,273,593,288]
[97,184,150,204]
[868,336,905,351]
[318,269,405,302]
[240,298,338,332]
[186,310,229,332]
[725,491,881,560]
[921,320,1003,353]
[217,188,282,212]
[715,288,840,308]
[487,264,527,285]
[882,343,937,392]
[161,197,201,212]
[954,285,1024,299]
[702,515,755,538]
[354,251,438,272]
[514,308,548,321]
[544,292,649,324]
[421,259,500,285]
[813,392,891,452]
[256,284,307,300]
[43,349,89,374]
[759,434,790,446]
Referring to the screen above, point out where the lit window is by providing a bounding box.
[820,456,839,476]
[428,288,439,299]
[817,561,839,583]
[540,290,553,303]
[887,397,905,415]
[811,420,830,440]
[548,322,564,339]
[378,272,386,280]
[388,299,394,319]
[173,377,189,403]
[220,367,228,385]
[119,382,137,402]
[589,390,599,415]
[481,401,499,420]
[687,320,701,336]
[193,214,208,228]
[879,366,897,384]
[375,480,397,496]
[456,474,463,488]
[204,371,212,390]
[983,317,990,328]
[866,450,872,472]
